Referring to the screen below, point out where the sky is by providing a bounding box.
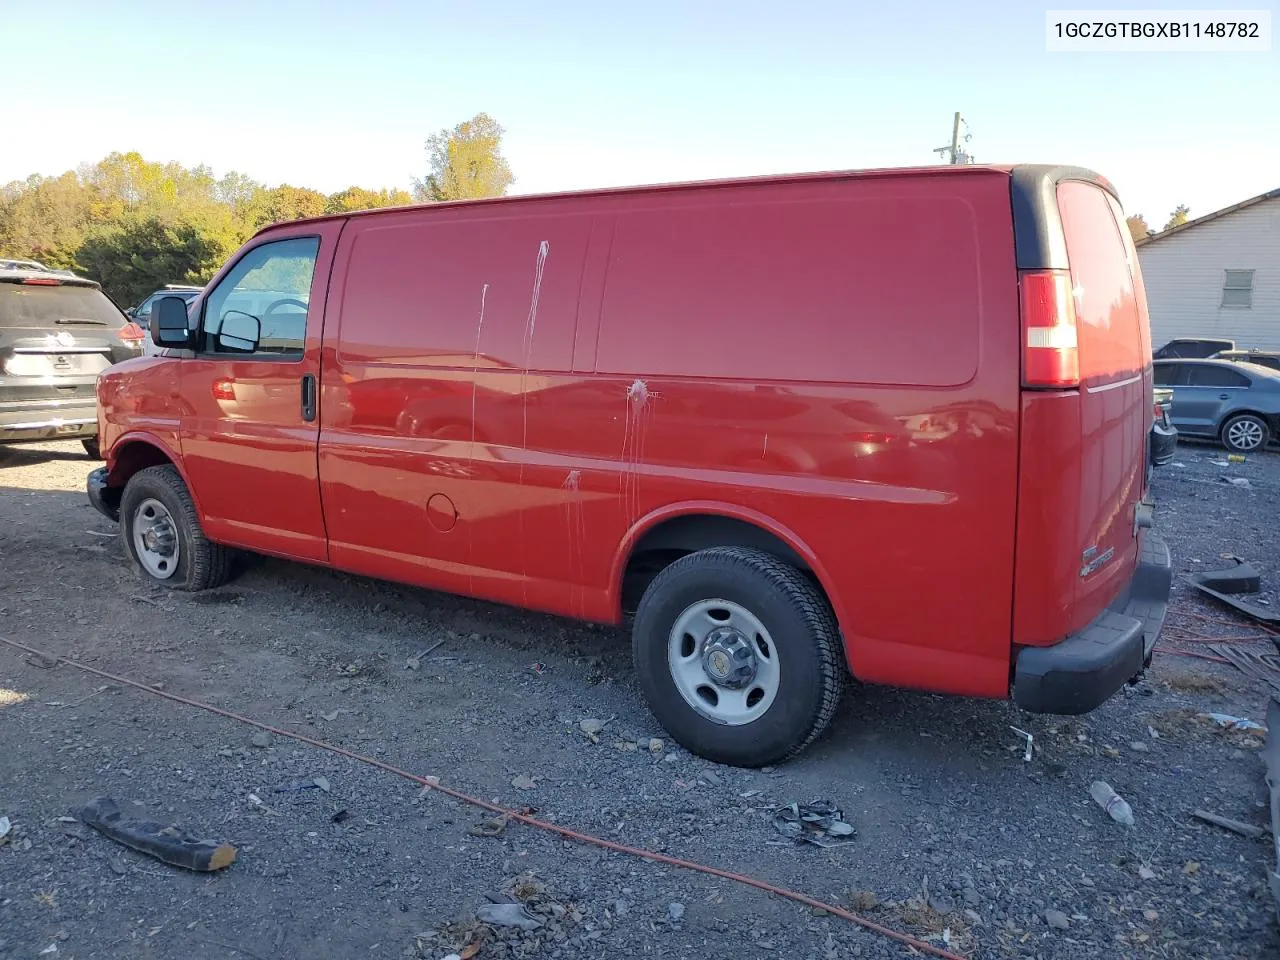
[1,0,1276,225]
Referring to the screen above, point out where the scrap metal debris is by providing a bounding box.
[1200,712,1267,734]
[476,902,543,931]
[1189,560,1280,627]
[1264,698,1280,923]
[78,797,237,872]
[1193,808,1266,839]
[772,801,857,848]
[1010,726,1034,761]
[1208,644,1280,698]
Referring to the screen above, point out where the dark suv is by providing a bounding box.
[1,269,145,457]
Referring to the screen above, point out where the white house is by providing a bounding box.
[1136,187,1280,351]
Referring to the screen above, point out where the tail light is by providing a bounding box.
[1020,270,1080,389]
[118,321,146,343]
[21,277,60,286]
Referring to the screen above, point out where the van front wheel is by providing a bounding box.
[632,547,845,768]
[120,465,234,591]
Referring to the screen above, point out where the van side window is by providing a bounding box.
[1187,365,1250,388]
[201,237,320,357]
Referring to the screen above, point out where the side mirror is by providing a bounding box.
[217,311,260,353]
[150,296,191,348]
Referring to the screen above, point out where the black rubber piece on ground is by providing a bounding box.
[632,546,845,768]
[120,465,234,591]
[1192,561,1262,595]
[81,437,101,459]
[79,796,237,872]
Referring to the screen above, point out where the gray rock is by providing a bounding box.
[668,902,686,922]
[963,886,982,907]
[1129,741,1150,753]
[1045,909,1070,930]
[251,731,271,749]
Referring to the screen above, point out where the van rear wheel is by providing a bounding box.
[632,547,845,768]
[120,465,234,591]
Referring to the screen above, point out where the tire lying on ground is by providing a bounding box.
[632,547,845,768]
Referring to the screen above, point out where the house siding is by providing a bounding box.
[1137,197,1280,351]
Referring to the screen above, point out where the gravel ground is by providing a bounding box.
[1,438,1278,960]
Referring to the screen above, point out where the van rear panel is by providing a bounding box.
[1011,170,1153,647]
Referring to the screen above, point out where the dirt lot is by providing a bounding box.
[2,439,1279,960]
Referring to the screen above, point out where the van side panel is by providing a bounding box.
[539,173,1023,695]
[318,207,592,602]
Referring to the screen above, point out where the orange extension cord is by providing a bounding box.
[0,635,967,960]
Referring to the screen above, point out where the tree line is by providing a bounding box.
[0,114,515,306]
[1126,205,1190,244]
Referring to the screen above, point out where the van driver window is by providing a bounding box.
[201,237,320,357]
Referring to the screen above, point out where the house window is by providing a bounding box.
[1222,269,1254,308]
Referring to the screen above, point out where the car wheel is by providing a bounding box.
[120,465,234,590]
[1221,414,1270,454]
[632,547,845,768]
[81,437,101,460]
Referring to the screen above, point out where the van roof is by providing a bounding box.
[253,163,1114,238]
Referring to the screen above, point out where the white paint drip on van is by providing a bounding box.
[520,241,551,452]
[762,433,769,458]
[469,283,490,452]
[621,379,654,521]
[563,469,586,616]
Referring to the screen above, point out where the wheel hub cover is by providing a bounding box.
[701,629,757,689]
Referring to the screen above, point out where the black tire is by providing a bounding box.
[120,465,234,591]
[1220,413,1270,454]
[81,437,101,459]
[632,547,845,768]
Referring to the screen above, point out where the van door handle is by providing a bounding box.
[1219,393,1231,400]
[301,374,317,422]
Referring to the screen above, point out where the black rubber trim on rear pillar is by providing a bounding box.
[1009,164,1121,271]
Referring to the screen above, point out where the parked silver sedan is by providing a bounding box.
[1153,359,1280,454]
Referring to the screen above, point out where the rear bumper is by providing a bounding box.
[87,466,121,523]
[1012,533,1171,715]
[0,400,98,443]
[1150,423,1177,466]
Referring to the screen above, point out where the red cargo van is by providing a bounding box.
[88,164,1170,767]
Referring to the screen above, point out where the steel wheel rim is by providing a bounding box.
[132,498,179,579]
[1227,419,1264,451]
[667,599,780,726]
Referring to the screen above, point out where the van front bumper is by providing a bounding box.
[1012,533,1171,715]
[87,466,122,523]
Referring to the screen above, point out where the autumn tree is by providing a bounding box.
[76,216,233,306]
[1125,215,1151,243]
[1163,205,1190,231]
[325,186,414,214]
[0,172,96,268]
[414,113,515,202]
[0,151,417,301]
[245,185,328,229]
